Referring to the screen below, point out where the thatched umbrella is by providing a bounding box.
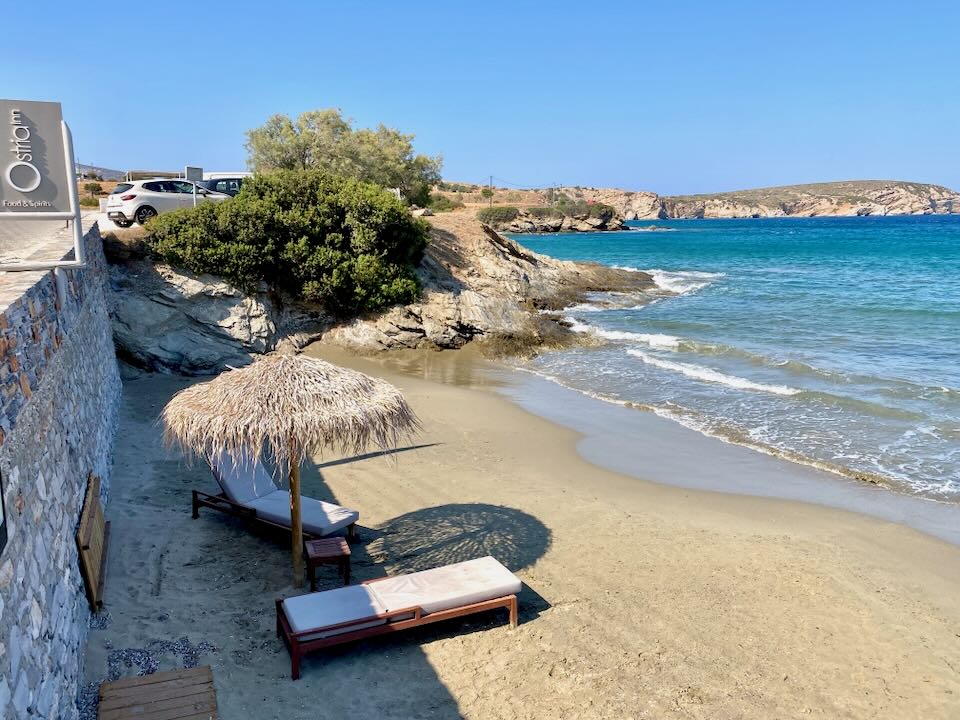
[161,353,418,586]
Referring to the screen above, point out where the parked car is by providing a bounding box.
[198,177,246,197]
[106,179,231,227]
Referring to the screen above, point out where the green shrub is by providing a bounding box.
[526,206,563,219]
[554,199,615,220]
[146,170,428,316]
[83,181,103,198]
[476,206,520,224]
[428,193,465,212]
[437,182,473,193]
[79,196,100,207]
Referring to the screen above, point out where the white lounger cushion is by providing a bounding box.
[209,451,359,536]
[247,490,359,536]
[282,556,520,640]
[369,556,521,615]
[210,451,278,503]
[283,585,387,640]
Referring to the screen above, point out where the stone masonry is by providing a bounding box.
[0,224,121,719]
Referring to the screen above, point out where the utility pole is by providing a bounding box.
[489,175,493,207]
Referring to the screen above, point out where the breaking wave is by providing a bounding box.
[626,349,802,396]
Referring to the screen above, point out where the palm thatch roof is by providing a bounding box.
[161,353,419,466]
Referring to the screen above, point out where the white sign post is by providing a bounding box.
[0,99,86,271]
[185,165,203,208]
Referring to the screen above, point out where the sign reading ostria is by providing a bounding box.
[0,99,72,214]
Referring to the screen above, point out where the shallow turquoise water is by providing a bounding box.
[512,216,960,499]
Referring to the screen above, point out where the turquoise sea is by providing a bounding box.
[512,216,960,501]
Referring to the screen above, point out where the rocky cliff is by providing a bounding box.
[435,180,959,221]
[575,181,959,219]
[105,215,653,373]
[578,188,666,220]
[323,213,649,352]
[662,181,960,218]
[487,209,626,233]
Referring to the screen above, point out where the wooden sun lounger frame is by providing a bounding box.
[191,489,357,541]
[275,575,519,680]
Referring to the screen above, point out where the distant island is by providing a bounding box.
[433,180,960,228]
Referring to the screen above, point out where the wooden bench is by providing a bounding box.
[77,474,110,612]
[98,666,219,720]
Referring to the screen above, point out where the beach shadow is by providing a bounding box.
[366,503,551,575]
[314,443,440,469]
[363,502,553,624]
[90,372,549,719]
[298,503,552,685]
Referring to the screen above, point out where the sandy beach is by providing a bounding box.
[84,348,960,719]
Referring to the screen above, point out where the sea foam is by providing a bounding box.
[566,318,681,349]
[627,349,801,396]
[612,266,724,295]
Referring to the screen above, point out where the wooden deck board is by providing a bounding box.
[98,666,217,720]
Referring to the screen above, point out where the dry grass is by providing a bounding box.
[100,226,151,262]
[161,353,420,467]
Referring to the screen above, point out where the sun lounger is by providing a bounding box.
[192,451,359,540]
[275,556,521,679]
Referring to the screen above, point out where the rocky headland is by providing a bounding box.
[491,208,626,233]
[436,181,960,221]
[579,180,960,219]
[103,214,653,374]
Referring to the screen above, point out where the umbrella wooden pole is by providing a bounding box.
[289,455,304,588]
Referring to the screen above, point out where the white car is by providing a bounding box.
[106,179,231,227]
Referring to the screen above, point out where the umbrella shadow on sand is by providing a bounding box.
[356,503,552,623]
[98,372,550,720]
[295,501,552,713]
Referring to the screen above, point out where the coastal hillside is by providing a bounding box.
[435,181,960,220]
[660,180,960,218]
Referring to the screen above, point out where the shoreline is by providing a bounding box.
[320,345,960,546]
[86,348,960,718]
[500,363,960,546]
[304,344,960,717]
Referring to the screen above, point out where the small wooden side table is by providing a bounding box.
[305,537,351,591]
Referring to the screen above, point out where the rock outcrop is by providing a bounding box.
[322,213,651,352]
[108,261,327,374]
[579,189,666,220]
[491,209,626,233]
[105,215,653,373]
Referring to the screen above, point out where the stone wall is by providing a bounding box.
[0,225,121,719]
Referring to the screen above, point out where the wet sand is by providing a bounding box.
[84,349,960,719]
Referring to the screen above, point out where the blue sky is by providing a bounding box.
[5,1,959,194]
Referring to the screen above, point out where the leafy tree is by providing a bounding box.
[245,109,441,206]
[83,182,103,199]
[146,170,428,316]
